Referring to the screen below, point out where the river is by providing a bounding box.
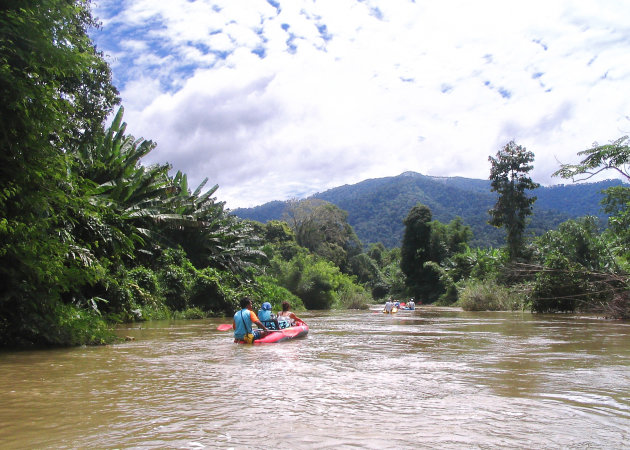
[1,307,629,449]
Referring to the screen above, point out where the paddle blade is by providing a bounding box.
[217,324,233,331]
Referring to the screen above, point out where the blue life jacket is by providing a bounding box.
[258,309,272,322]
[233,309,252,339]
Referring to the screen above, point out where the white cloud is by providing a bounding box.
[92,0,630,208]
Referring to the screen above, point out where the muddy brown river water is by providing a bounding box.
[1,307,629,449]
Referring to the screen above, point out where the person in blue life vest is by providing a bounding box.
[233,297,269,343]
[258,301,280,330]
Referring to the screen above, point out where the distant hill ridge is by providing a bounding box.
[232,172,625,248]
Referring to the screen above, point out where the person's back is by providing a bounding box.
[257,302,279,330]
[384,300,393,312]
[258,307,272,322]
[278,300,302,327]
[233,297,270,343]
[234,305,253,341]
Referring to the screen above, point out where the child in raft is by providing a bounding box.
[257,302,280,330]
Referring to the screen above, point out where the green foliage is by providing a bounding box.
[251,276,304,312]
[269,252,364,310]
[154,249,195,311]
[53,303,116,346]
[295,259,339,309]
[544,137,630,315]
[172,307,208,320]
[189,268,224,311]
[400,204,473,302]
[334,282,371,310]
[488,141,540,260]
[457,279,525,311]
[379,257,406,299]
[129,266,160,297]
[553,136,630,183]
[0,298,115,347]
[0,0,119,346]
[554,136,630,263]
[530,255,588,313]
[367,242,387,266]
[464,247,508,280]
[262,220,296,243]
[234,172,617,250]
[601,186,630,262]
[400,203,434,299]
[284,199,362,271]
[530,217,616,313]
[535,217,611,270]
[348,253,381,285]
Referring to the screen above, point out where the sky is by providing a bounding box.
[90,0,630,209]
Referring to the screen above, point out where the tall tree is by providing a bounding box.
[554,136,630,260]
[553,136,630,183]
[400,203,437,300]
[488,141,540,260]
[284,199,361,271]
[0,0,118,345]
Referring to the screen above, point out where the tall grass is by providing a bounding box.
[457,279,526,311]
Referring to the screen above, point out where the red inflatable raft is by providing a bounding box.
[250,319,309,344]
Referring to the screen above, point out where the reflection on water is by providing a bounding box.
[1,307,629,449]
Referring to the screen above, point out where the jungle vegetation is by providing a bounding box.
[1,1,628,347]
[235,172,623,249]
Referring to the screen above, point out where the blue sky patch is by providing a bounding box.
[317,24,332,41]
[532,38,548,51]
[286,32,298,54]
[267,0,281,14]
[498,87,511,99]
[252,46,267,58]
[370,7,384,20]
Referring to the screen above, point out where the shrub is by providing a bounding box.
[335,283,371,310]
[129,266,160,296]
[457,279,525,311]
[189,267,227,312]
[173,307,208,320]
[55,303,115,345]
[252,276,304,312]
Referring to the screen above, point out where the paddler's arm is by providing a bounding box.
[250,311,269,332]
[254,319,269,332]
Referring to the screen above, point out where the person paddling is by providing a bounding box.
[277,301,303,327]
[233,297,269,343]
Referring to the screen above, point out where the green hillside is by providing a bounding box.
[232,172,624,248]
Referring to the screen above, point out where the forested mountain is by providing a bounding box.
[232,172,625,248]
